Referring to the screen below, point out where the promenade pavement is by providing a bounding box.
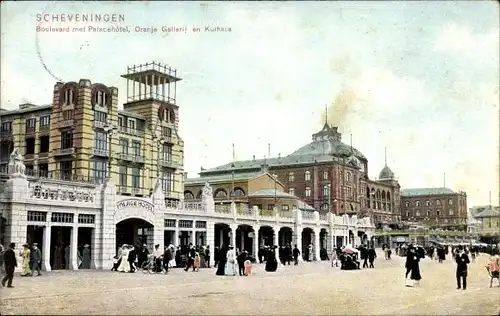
[0,250,499,315]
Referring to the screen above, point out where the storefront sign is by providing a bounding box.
[116,199,154,213]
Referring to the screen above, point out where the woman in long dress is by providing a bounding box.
[215,245,227,276]
[225,246,236,276]
[54,244,63,270]
[117,245,131,273]
[79,244,91,269]
[265,247,278,272]
[308,244,314,261]
[21,244,32,276]
[168,245,176,268]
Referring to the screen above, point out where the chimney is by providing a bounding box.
[253,155,256,161]
[261,163,269,174]
[278,153,281,159]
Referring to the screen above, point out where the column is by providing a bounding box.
[253,225,260,257]
[42,225,51,271]
[314,230,320,261]
[230,224,237,248]
[273,227,281,266]
[190,229,196,246]
[69,226,79,270]
[206,221,215,267]
[174,220,179,247]
[295,227,303,261]
[219,229,224,246]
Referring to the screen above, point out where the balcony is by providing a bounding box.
[165,191,181,199]
[118,126,145,137]
[59,120,74,129]
[131,187,142,196]
[38,152,49,159]
[39,125,50,134]
[93,148,109,157]
[159,159,178,169]
[93,121,107,129]
[117,186,130,194]
[53,148,75,156]
[25,127,36,136]
[119,153,145,164]
[0,130,12,138]
[160,135,175,144]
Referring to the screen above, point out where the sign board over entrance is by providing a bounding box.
[116,199,154,214]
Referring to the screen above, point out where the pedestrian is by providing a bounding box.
[368,247,377,268]
[20,244,32,276]
[2,243,17,288]
[237,250,247,276]
[184,243,196,272]
[331,248,339,267]
[205,245,211,268]
[31,243,42,276]
[455,245,470,290]
[292,244,300,265]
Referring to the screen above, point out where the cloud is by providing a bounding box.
[435,23,499,65]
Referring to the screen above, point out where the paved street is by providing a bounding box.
[1,251,499,315]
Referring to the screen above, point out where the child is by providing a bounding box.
[193,252,201,272]
[244,259,252,276]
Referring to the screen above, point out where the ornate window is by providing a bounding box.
[158,106,175,123]
[91,84,111,108]
[288,172,294,182]
[184,191,195,199]
[214,189,228,198]
[231,188,245,197]
[304,171,311,181]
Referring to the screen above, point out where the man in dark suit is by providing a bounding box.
[237,250,248,276]
[184,243,196,272]
[455,245,470,290]
[205,246,211,268]
[2,243,17,288]
[128,246,137,273]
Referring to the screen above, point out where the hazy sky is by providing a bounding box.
[1,1,498,207]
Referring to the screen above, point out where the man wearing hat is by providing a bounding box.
[2,243,17,288]
[137,244,149,269]
[31,243,42,276]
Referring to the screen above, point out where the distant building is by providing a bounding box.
[470,205,500,241]
[185,123,401,225]
[400,188,468,231]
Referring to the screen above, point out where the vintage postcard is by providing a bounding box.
[0,1,499,315]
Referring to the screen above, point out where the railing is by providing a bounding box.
[118,126,145,137]
[280,211,294,218]
[59,120,74,128]
[260,209,274,217]
[39,125,50,133]
[119,153,145,163]
[161,136,175,144]
[215,204,231,214]
[93,148,109,156]
[25,127,36,135]
[319,214,327,221]
[0,131,13,138]
[237,206,255,217]
[159,159,178,169]
[53,148,75,156]
[93,121,107,129]
[301,210,315,220]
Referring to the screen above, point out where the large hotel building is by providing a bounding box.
[0,62,185,201]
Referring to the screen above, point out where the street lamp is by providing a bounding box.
[103,124,117,180]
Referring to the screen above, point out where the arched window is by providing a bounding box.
[304,171,311,181]
[387,191,391,201]
[65,89,75,106]
[416,201,421,207]
[196,190,202,198]
[214,189,228,198]
[405,201,410,207]
[382,191,386,201]
[323,184,330,197]
[346,172,351,183]
[350,203,354,211]
[288,172,295,182]
[184,191,194,200]
[448,199,453,205]
[436,199,441,206]
[426,200,431,206]
[231,188,245,197]
[305,187,311,197]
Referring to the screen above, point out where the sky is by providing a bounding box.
[1,1,499,207]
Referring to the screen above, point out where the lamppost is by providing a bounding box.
[103,124,117,181]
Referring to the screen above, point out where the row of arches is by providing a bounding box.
[184,187,246,200]
[366,187,392,211]
[287,170,354,184]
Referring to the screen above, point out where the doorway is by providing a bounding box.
[50,226,71,270]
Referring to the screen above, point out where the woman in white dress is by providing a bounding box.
[117,245,131,273]
[225,246,237,276]
[168,245,176,268]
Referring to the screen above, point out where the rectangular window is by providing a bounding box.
[25,118,36,131]
[282,204,290,211]
[94,111,107,123]
[161,171,173,192]
[40,115,50,127]
[119,139,129,154]
[267,204,275,210]
[27,211,47,222]
[131,141,141,157]
[288,172,294,182]
[39,136,50,153]
[25,138,35,155]
[94,131,108,151]
[119,166,128,186]
[131,167,140,188]
[60,131,73,149]
[162,126,172,137]
[323,171,328,180]
[164,219,176,228]
[1,121,12,131]
[78,214,95,224]
[323,185,330,197]
[118,117,123,127]
[305,187,311,197]
[39,164,48,177]
[60,161,72,180]
[92,159,107,183]
[288,188,295,196]
[128,120,135,130]
[162,144,172,161]
[62,109,73,121]
[305,171,311,182]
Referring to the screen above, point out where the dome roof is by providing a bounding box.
[289,123,366,161]
[379,165,395,180]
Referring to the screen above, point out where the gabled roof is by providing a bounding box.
[400,187,455,197]
[185,171,282,186]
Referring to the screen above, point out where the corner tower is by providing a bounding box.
[120,62,184,201]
